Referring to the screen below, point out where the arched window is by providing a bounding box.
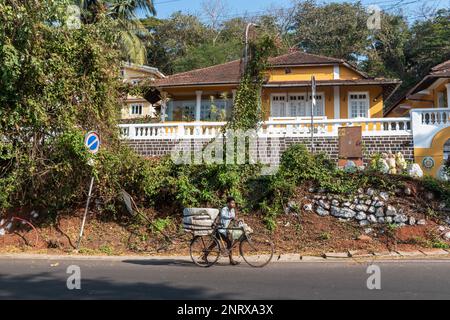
[444,139,450,161]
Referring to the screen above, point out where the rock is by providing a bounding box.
[349,204,356,210]
[30,210,39,218]
[438,202,447,210]
[378,217,386,224]
[366,188,375,196]
[368,206,376,214]
[331,199,340,207]
[355,212,367,221]
[313,195,321,200]
[359,220,370,227]
[443,232,450,241]
[365,199,372,206]
[316,206,330,217]
[318,200,330,210]
[357,234,373,242]
[393,214,408,224]
[385,217,393,224]
[331,207,356,219]
[425,192,435,201]
[385,205,397,216]
[308,187,316,193]
[408,217,416,226]
[342,202,351,207]
[5,222,12,231]
[404,187,412,196]
[374,201,385,208]
[0,228,5,237]
[438,226,446,232]
[358,188,364,194]
[355,204,369,212]
[407,163,423,178]
[375,207,385,217]
[368,215,377,224]
[364,228,374,234]
[344,160,357,173]
[303,203,313,211]
[379,192,389,201]
[445,217,450,225]
[417,219,427,226]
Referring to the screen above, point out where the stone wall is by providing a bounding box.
[124,135,414,165]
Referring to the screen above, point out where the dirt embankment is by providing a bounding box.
[1,184,449,256]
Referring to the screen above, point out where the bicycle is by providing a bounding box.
[189,221,274,268]
[0,216,39,248]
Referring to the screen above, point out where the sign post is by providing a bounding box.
[311,76,316,153]
[76,131,100,250]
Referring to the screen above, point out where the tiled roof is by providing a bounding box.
[153,51,372,88]
[268,51,343,66]
[153,60,242,87]
[431,60,450,73]
[264,79,400,87]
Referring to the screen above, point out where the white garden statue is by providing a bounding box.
[407,163,424,178]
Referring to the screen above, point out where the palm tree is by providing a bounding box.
[74,0,155,64]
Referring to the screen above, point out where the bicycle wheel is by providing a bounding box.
[190,236,220,268]
[240,233,274,268]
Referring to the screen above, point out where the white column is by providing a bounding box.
[333,86,340,119]
[333,65,340,80]
[195,90,202,122]
[446,83,450,108]
[160,91,167,122]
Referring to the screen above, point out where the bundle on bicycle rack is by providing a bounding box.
[182,208,219,236]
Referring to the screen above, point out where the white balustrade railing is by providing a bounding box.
[411,108,450,148]
[119,117,411,140]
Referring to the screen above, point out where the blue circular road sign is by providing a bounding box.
[85,131,100,154]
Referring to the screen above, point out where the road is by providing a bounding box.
[0,256,449,299]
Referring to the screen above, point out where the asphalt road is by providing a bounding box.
[0,257,449,299]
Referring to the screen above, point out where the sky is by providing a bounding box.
[150,0,449,21]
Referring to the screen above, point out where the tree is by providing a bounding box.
[363,12,410,79]
[74,0,156,64]
[405,9,450,83]
[0,0,125,209]
[292,0,370,62]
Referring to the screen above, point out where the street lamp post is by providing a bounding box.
[244,23,259,70]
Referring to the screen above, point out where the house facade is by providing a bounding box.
[385,60,450,177]
[120,62,165,120]
[119,53,450,179]
[152,51,400,123]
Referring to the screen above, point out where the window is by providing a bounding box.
[289,95,307,117]
[271,95,287,117]
[272,93,325,118]
[308,94,324,117]
[349,93,369,118]
[130,104,143,115]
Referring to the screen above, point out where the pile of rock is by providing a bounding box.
[305,188,426,227]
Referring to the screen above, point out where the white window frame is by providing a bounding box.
[348,92,370,119]
[270,92,325,119]
[130,103,144,115]
[270,93,288,118]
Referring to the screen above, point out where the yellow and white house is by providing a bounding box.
[118,52,450,178]
[386,60,450,177]
[120,62,165,120]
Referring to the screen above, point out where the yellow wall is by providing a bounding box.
[261,85,384,120]
[339,85,384,118]
[268,66,334,82]
[121,100,154,119]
